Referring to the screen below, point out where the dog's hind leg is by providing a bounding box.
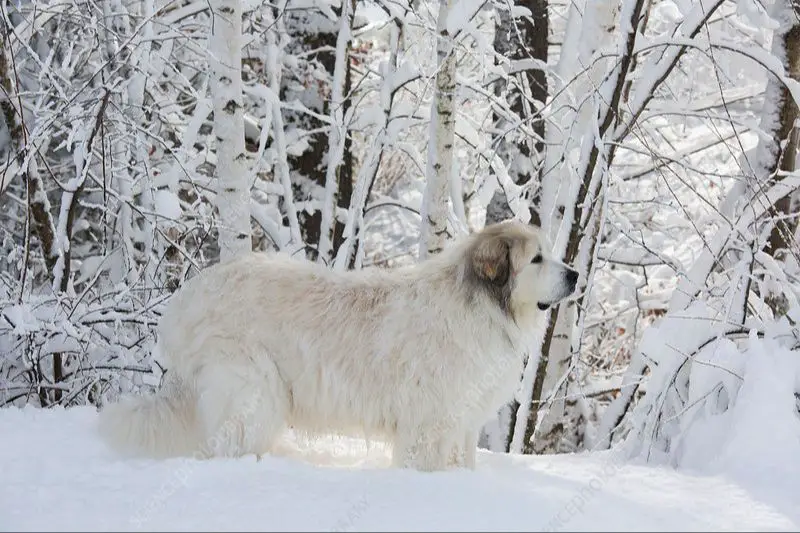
[194,359,288,459]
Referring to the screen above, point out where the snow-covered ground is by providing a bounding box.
[2,407,797,532]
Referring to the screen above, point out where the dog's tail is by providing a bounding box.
[97,374,201,459]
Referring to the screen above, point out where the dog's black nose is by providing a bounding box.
[566,269,578,288]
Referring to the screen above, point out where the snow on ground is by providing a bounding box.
[2,406,797,532]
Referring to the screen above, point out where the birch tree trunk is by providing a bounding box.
[125,0,161,289]
[419,0,457,260]
[101,0,139,288]
[209,0,252,262]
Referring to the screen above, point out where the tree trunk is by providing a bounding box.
[333,15,405,271]
[264,3,302,248]
[485,0,548,228]
[0,31,59,275]
[209,0,252,261]
[2,28,60,406]
[513,0,644,455]
[51,90,111,405]
[754,0,800,317]
[478,0,550,453]
[285,14,335,258]
[419,0,457,260]
[317,0,356,265]
[285,3,354,261]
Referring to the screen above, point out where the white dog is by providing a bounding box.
[98,220,578,471]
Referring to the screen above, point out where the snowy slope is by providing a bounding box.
[1,407,797,532]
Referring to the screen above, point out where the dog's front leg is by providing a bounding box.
[463,430,478,469]
[392,428,451,472]
[445,429,478,470]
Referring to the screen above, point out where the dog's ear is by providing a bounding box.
[471,236,510,284]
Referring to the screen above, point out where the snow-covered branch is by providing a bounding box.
[318,0,356,264]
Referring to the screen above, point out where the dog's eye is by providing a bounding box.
[531,254,543,264]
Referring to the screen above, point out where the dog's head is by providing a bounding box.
[465,220,578,318]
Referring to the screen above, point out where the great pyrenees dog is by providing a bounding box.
[98,220,578,471]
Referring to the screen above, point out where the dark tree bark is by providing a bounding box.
[481,0,549,453]
[283,3,354,262]
[761,3,800,316]
[2,24,62,406]
[336,28,355,260]
[1,23,59,275]
[485,0,548,228]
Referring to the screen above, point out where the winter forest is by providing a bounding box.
[2,0,800,527]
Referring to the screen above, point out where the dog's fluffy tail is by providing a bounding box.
[97,375,201,459]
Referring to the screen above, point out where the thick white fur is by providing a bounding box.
[98,221,577,471]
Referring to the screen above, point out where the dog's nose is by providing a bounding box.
[566,269,578,289]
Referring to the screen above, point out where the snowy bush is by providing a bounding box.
[622,303,800,481]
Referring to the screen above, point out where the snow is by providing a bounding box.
[632,331,800,519]
[154,190,182,221]
[445,0,484,36]
[717,349,800,467]
[2,407,798,532]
